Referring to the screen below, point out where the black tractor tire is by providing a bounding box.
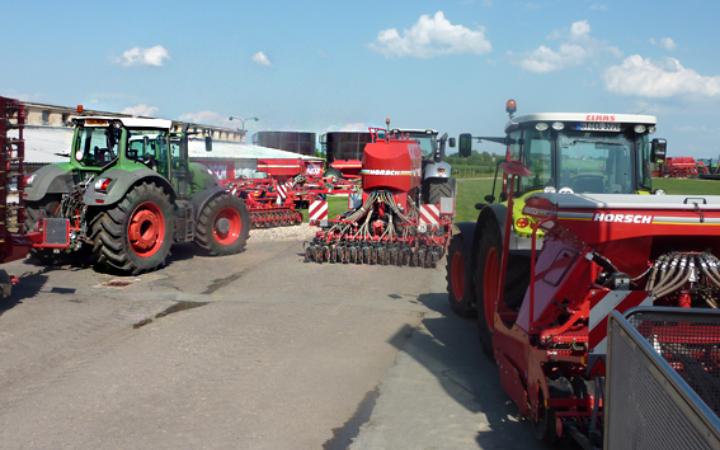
[195,193,250,256]
[25,195,63,265]
[424,177,456,206]
[473,218,502,359]
[446,234,476,317]
[90,182,174,275]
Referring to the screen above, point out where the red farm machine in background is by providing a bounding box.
[658,156,706,177]
[305,125,456,267]
[0,97,33,299]
[223,157,357,229]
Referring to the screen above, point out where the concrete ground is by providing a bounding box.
[0,226,543,450]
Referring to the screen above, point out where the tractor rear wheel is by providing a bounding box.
[195,193,250,255]
[424,178,456,206]
[25,195,63,265]
[446,234,475,317]
[473,218,502,359]
[90,182,173,275]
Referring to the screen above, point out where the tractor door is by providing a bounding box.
[168,133,193,199]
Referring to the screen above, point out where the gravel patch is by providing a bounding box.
[249,223,316,241]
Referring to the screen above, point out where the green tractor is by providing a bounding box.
[25,116,250,274]
[446,100,668,327]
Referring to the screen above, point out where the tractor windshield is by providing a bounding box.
[515,126,652,194]
[557,132,637,194]
[403,133,437,158]
[73,126,120,167]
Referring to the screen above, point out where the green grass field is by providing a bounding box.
[303,177,720,223]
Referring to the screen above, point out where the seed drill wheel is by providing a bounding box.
[90,182,174,275]
[195,193,250,256]
[473,219,502,359]
[446,234,475,317]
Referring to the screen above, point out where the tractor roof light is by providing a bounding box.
[634,124,647,134]
[551,121,565,131]
[648,126,656,134]
[76,104,84,114]
[535,122,549,131]
[506,99,517,116]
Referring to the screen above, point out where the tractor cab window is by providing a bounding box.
[519,128,552,192]
[126,129,169,175]
[74,126,120,166]
[409,134,437,158]
[557,131,634,194]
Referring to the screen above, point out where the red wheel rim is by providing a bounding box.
[127,201,165,258]
[483,247,499,331]
[450,250,465,302]
[213,207,242,245]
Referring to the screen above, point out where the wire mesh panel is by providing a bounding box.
[605,307,720,450]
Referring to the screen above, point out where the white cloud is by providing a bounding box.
[570,19,591,38]
[117,45,170,67]
[370,11,492,58]
[604,55,720,98]
[121,104,159,117]
[179,111,234,127]
[518,20,619,73]
[650,37,677,51]
[339,122,368,132]
[252,51,272,66]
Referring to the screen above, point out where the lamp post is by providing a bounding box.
[228,115,259,133]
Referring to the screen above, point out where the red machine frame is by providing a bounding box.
[481,161,720,446]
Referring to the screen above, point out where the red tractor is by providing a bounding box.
[305,124,455,267]
[0,97,34,298]
[447,106,720,445]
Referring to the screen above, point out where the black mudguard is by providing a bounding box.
[25,165,74,202]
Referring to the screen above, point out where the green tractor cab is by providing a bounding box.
[447,100,666,318]
[25,116,250,274]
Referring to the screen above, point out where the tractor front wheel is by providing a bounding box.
[445,234,475,317]
[195,193,250,256]
[473,218,502,359]
[90,182,174,274]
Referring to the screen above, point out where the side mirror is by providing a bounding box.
[458,133,472,158]
[448,137,456,148]
[651,138,667,163]
[205,135,213,152]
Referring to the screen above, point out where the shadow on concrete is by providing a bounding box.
[387,291,548,450]
[0,267,51,317]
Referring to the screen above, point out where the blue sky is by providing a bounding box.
[2,0,720,156]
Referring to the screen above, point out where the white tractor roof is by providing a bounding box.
[394,128,439,134]
[507,113,656,131]
[75,116,173,129]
